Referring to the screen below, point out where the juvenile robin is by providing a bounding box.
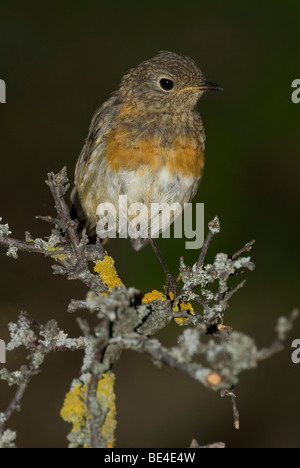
[71,51,222,284]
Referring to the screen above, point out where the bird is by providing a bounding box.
[71,51,222,280]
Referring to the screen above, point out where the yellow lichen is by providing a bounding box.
[94,256,123,290]
[97,372,117,448]
[27,237,65,261]
[47,245,66,261]
[142,290,195,325]
[173,299,195,326]
[61,372,117,448]
[60,382,88,432]
[142,290,167,303]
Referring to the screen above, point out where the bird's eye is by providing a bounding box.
[159,78,174,91]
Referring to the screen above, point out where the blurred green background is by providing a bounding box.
[0,0,299,448]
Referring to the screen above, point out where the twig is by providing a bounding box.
[172,311,200,325]
[108,333,222,389]
[149,238,177,297]
[0,313,88,436]
[0,236,67,257]
[0,167,298,448]
[87,372,105,448]
[35,215,58,225]
[0,365,38,434]
[46,169,85,262]
[190,439,225,448]
[68,299,89,313]
[0,334,86,435]
[85,317,111,449]
[257,309,299,361]
[225,280,247,301]
[232,240,255,260]
[194,296,209,307]
[220,387,240,430]
[197,217,220,268]
[149,238,171,277]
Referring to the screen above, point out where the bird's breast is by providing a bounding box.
[104,107,205,178]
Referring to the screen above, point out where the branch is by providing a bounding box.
[179,226,255,327]
[220,388,240,430]
[85,318,110,449]
[0,365,38,434]
[190,439,226,449]
[68,299,89,313]
[224,279,246,301]
[45,169,85,262]
[197,217,220,268]
[0,167,297,448]
[0,313,88,438]
[257,309,299,360]
[232,240,255,260]
[0,168,107,293]
[108,332,223,389]
[0,234,67,257]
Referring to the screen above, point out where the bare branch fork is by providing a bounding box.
[0,312,88,439]
[221,387,240,430]
[0,168,297,448]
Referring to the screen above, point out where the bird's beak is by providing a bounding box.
[178,81,223,93]
[198,81,223,91]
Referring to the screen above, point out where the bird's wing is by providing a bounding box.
[71,94,120,229]
[73,94,120,185]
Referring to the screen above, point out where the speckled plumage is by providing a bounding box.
[72,51,221,249]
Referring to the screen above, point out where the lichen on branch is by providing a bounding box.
[0,168,297,448]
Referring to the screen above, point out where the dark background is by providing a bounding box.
[0,0,299,448]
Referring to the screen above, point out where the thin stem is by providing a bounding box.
[197,217,220,268]
[220,388,240,430]
[225,280,247,301]
[149,238,172,277]
[0,236,67,257]
[86,317,110,449]
[46,170,85,263]
[232,240,255,260]
[0,366,38,434]
[257,309,299,361]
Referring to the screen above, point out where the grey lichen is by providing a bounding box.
[31,238,49,250]
[206,331,258,384]
[47,234,61,248]
[0,309,89,444]
[179,235,255,327]
[6,246,18,259]
[7,315,37,351]
[209,216,221,235]
[0,429,16,448]
[275,313,298,341]
[0,168,297,448]
[0,369,23,386]
[0,218,11,237]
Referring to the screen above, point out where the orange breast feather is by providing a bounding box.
[105,125,205,178]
